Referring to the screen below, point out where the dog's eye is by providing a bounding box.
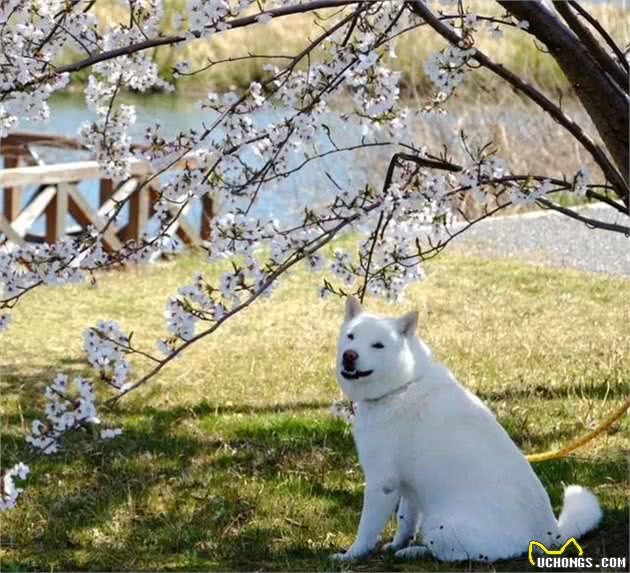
[347,333,354,340]
[372,342,385,349]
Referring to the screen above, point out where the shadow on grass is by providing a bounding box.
[0,362,93,424]
[1,402,628,572]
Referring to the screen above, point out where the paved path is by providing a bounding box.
[452,205,630,276]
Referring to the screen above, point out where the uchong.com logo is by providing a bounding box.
[528,537,627,570]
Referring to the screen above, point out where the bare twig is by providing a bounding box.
[553,1,628,92]
[568,0,629,73]
[536,198,630,234]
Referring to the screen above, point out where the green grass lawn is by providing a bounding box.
[1,250,628,571]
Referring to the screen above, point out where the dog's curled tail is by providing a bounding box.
[558,485,602,540]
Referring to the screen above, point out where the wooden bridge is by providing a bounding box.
[0,132,214,249]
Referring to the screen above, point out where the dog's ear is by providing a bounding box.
[344,295,362,321]
[398,310,418,337]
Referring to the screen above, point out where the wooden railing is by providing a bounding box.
[0,132,214,249]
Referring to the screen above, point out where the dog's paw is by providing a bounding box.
[395,545,429,560]
[330,543,370,561]
[330,552,353,562]
[383,536,412,552]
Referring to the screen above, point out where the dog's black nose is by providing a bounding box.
[342,349,358,371]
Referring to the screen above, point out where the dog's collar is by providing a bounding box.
[363,377,419,404]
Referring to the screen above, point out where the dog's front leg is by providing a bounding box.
[331,478,399,561]
[383,496,422,551]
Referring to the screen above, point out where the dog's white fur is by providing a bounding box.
[332,297,602,562]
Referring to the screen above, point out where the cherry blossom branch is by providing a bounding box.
[417,202,511,261]
[0,0,362,96]
[0,16,384,313]
[106,207,370,406]
[93,4,366,237]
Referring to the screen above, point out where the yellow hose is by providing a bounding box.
[526,397,630,463]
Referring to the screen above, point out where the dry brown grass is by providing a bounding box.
[83,1,630,95]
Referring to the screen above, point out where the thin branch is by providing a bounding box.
[89,328,162,364]
[174,53,294,77]
[536,198,630,234]
[359,211,384,303]
[553,1,628,93]
[357,153,402,302]
[403,202,513,263]
[584,189,627,213]
[396,152,462,173]
[568,0,629,73]
[341,5,361,46]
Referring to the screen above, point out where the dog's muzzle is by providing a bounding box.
[341,369,374,380]
[341,349,373,380]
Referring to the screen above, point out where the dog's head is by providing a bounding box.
[336,296,422,401]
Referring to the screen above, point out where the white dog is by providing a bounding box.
[331,296,602,562]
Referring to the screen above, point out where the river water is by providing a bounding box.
[5,92,596,234]
[12,93,384,230]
